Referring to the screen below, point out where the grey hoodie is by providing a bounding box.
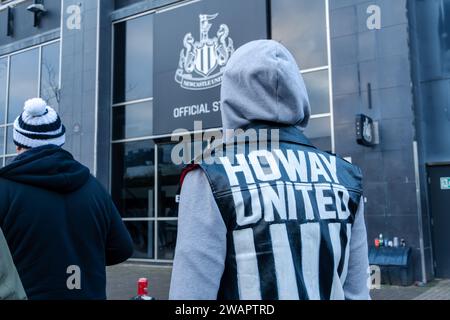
[0,228,26,300]
[170,40,370,300]
[220,40,310,131]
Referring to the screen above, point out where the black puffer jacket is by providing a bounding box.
[0,145,133,300]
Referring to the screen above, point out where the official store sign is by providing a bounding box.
[154,0,268,135]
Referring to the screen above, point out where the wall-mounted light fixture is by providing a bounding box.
[27,0,47,27]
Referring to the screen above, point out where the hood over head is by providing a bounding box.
[0,144,90,193]
[220,40,311,131]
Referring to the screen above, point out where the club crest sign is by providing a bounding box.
[175,13,234,90]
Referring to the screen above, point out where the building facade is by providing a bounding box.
[0,0,449,281]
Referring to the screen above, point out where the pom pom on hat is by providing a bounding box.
[24,97,48,117]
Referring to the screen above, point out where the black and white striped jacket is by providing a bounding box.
[198,124,363,300]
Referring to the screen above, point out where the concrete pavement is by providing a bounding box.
[107,263,172,300]
[106,262,450,300]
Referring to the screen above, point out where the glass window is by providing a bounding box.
[113,14,153,103]
[6,125,15,155]
[157,143,183,218]
[8,48,39,123]
[304,117,332,151]
[40,42,60,110]
[111,140,155,218]
[112,101,153,140]
[0,41,60,161]
[5,155,15,166]
[125,220,155,259]
[303,70,330,115]
[157,221,177,260]
[0,58,7,124]
[0,127,5,155]
[272,0,328,70]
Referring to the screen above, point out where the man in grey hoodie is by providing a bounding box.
[170,40,370,300]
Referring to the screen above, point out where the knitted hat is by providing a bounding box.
[13,98,66,149]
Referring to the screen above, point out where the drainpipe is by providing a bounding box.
[413,140,427,284]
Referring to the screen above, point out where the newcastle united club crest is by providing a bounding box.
[175,13,234,90]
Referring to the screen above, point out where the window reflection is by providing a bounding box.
[113,14,153,103]
[157,143,182,218]
[6,125,16,155]
[112,140,155,218]
[0,127,4,156]
[8,48,39,123]
[41,42,60,110]
[0,58,7,124]
[158,221,177,260]
[112,101,153,140]
[304,116,332,151]
[5,156,15,167]
[272,0,328,69]
[125,220,154,259]
[303,70,330,115]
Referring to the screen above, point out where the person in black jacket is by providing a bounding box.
[0,97,133,300]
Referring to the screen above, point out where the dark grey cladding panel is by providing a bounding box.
[376,24,410,57]
[331,34,358,67]
[378,118,414,151]
[385,182,418,216]
[333,93,362,125]
[358,55,411,91]
[360,152,384,183]
[357,30,377,62]
[332,64,359,96]
[330,5,357,38]
[333,88,413,127]
[59,0,102,173]
[330,0,369,10]
[382,148,415,184]
[362,181,388,217]
[377,86,413,119]
[0,0,61,47]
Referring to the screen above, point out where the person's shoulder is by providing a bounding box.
[74,174,111,202]
[85,174,109,193]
